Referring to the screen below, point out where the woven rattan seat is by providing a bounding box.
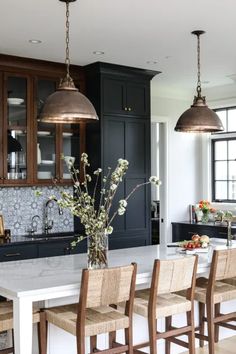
[0,300,41,354]
[194,278,236,304]
[222,277,236,286]
[45,304,129,337]
[0,301,40,332]
[134,289,191,318]
[132,256,198,354]
[39,263,137,354]
[194,249,236,354]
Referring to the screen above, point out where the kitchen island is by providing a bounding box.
[0,241,234,354]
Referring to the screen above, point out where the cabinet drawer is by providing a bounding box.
[38,241,70,258]
[0,244,37,262]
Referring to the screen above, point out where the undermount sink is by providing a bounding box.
[24,232,77,240]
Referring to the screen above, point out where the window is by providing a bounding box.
[212,107,236,202]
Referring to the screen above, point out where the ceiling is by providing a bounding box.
[1,0,236,99]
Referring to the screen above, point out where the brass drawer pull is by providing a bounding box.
[5,253,21,257]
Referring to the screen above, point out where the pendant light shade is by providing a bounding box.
[175,31,224,133]
[40,0,98,124]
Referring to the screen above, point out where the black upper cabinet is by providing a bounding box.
[84,62,159,249]
[103,77,149,117]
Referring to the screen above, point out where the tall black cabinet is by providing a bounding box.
[83,62,158,249]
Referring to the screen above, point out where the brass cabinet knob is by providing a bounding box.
[124,107,128,111]
[128,107,132,111]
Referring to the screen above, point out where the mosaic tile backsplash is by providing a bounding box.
[0,186,74,236]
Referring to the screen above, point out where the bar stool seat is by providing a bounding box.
[39,263,137,354]
[222,277,236,286]
[44,304,129,337]
[194,277,236,304]
[134,289,191,318]
[0,300,41,354]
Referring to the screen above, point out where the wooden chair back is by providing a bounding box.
[211,248,236,281]
[157,256,197,294]
[79,264,137,309]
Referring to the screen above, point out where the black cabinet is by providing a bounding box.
[103,78,149,117]
[0,244,37,262]
[171,222,231,242]
[85,62,159,249]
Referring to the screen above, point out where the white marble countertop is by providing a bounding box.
[0,239,234,354]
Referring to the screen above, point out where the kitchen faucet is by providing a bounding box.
[27,214,40,235]
[44,199,63,234]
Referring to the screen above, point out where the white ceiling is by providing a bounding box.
[1,0,236,99]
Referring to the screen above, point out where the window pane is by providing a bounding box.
[215,181,227,200]
[216,110,226,131]
[229,181,236,200]
[214,141,227,160]
[228,140,236,160]
[229,161,236,180]
[228,108,236,132]
[215,161,227,180]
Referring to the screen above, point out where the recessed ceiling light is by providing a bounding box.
[146,60,158,65]
[93,51,105,55]
[29,39,42,44]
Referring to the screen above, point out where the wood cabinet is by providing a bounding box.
[84,62,159,249]
[171,222,235,242]
[0,54,85,186]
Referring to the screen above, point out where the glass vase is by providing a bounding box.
[201,210,209,223]
[87,232,108,269]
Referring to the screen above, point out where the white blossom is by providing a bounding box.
[119,199,127,207]
[149,176,162,186]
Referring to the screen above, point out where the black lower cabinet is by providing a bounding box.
[172,222,231,242]
[0,244,37,262]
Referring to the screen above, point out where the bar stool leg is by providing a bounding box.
[39,312,47,354]
[214,303,220,343]
[187,310,195,354]
[206,301,215,354]
[148,316,157,354]
[125,327,133,354]
[109,332,115,349]
[199,302,205,347]
[90,335,97,352]
[165,316,172,354]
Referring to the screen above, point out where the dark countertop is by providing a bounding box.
[0,231,80,247]
[171,221,236,228]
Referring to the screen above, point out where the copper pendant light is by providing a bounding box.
[40,0,98,124]
[175,31,223,133]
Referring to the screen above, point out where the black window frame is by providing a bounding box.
[212,106,236,202]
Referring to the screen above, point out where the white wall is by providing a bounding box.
[151,93,202,241]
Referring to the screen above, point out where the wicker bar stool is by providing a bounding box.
[131,256,198,354]
[0,300,41,354]
[39,263,137,354]
[194,248,236,354]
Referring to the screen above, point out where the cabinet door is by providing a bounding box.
[126,82,149,117]
[35,78,57,182]
[61,124,81,182]
[4,73,31,184]
[103,78,126,115]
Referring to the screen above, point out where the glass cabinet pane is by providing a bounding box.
[7,129,27,180]
[7,76,28,180]
[62,124,80,180]
[37,79,56,180]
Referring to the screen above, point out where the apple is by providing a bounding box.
[192,234,200,242]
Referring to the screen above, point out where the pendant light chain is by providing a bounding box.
[65,1,71,82]
[196,33,202,97]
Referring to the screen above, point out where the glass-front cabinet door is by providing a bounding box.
[61,124,81,182]
[4,74,30,184]
[36,78,57,182]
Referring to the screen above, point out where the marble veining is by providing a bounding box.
[0,186,74,236]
